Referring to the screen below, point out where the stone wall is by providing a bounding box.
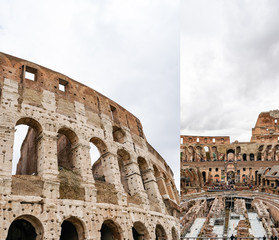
[0,52,179,240]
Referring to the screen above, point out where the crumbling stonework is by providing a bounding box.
[181,110,279,195]
[0,52,179,239]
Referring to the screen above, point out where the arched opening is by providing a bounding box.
[243,154,247,161]
[250,153,254,161]
[117,149,130,194]
[132,221,149,240]
[112,126,126,143]
[60,217,84,240]
[236,146,241,155]
[171,227,178,240]
[153,165,166,196]
[212,146,217,161]
[202,171,206,183]
[162,173,175,201]
[155,224,167,240]
[6,219,37,240]
[57,129,84,200]
[137,157,148,190]
[214,174,220,182]
[13,118,42,175]
[257,152,262,161]
[57,128,78,171]
[204,146,210,161]
[255,170,258,185]
[242,174,246,183]
[227,149,235,162]
[6,215,43,240]
[90,137,107,182]
[227,171,235,184]
[100,219,121,240]
[188,146,195,162]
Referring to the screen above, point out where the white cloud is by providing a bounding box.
[0,0,180,186]
[181,0,279,143]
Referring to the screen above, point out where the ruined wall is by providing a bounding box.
[251,110,279,143]
[0,52,179,240]
[180,110,279,199]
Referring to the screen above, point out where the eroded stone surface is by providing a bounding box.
[0,52,179,240]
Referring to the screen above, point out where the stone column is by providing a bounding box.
[101,152,128,206]
[124,161,149,209]
[0,78,20,196]
[72,142,96,202]
[142,168,166,213]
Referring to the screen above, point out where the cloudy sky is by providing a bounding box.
[0,0,180,185]
[181,0,279,143]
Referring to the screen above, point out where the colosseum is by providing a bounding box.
[181,110,279,239]
[0,52,180,240]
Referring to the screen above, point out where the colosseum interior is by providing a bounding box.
[181,110,279,239]
[0,52,180,240]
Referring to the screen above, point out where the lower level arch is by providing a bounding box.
[6,215,44,240]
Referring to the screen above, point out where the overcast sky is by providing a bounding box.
[0,0,180,185]
[181,0,279,143]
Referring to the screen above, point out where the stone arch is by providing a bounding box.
[171,226,178,240]
[57,127,78,170]
[137,157,148,190]
[257,152,262,161]
[153,165,160,178]
[155,224,167,240]
[59,216,85,240]
[13,117,43,175]
[90,137,108,182]
[202,171,206,183]
[188,146,195,162]
[100,219,122,240]
[196,146,203,161]
[204,146,210,161]
[112,126,126,143]
[250,153,255,161]
[212,146,218,161]
[242,174,247,182]
[274,144,279,160]
[6,214,44,240]
[214,174,220,182]
[132,221,150,240]
[236,146,241,155]
[163,172,174,200]
[153,165,167,196]
[227,149,235,161]
[117,149,131,194]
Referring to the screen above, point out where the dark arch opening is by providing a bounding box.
[171,227,178,240]
[60,220,78,240]
[155,224,167,240]
[60,217,85,240]
[100,220,121,240]
[6,219,37,240]
[257,152,262,161]
[132,221,149,240]
[243,154,247,161]
[250,153,254,161]
[202,171,206,183]
[132,227,140,240]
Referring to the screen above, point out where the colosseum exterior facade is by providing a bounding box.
[0,52,179,240]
